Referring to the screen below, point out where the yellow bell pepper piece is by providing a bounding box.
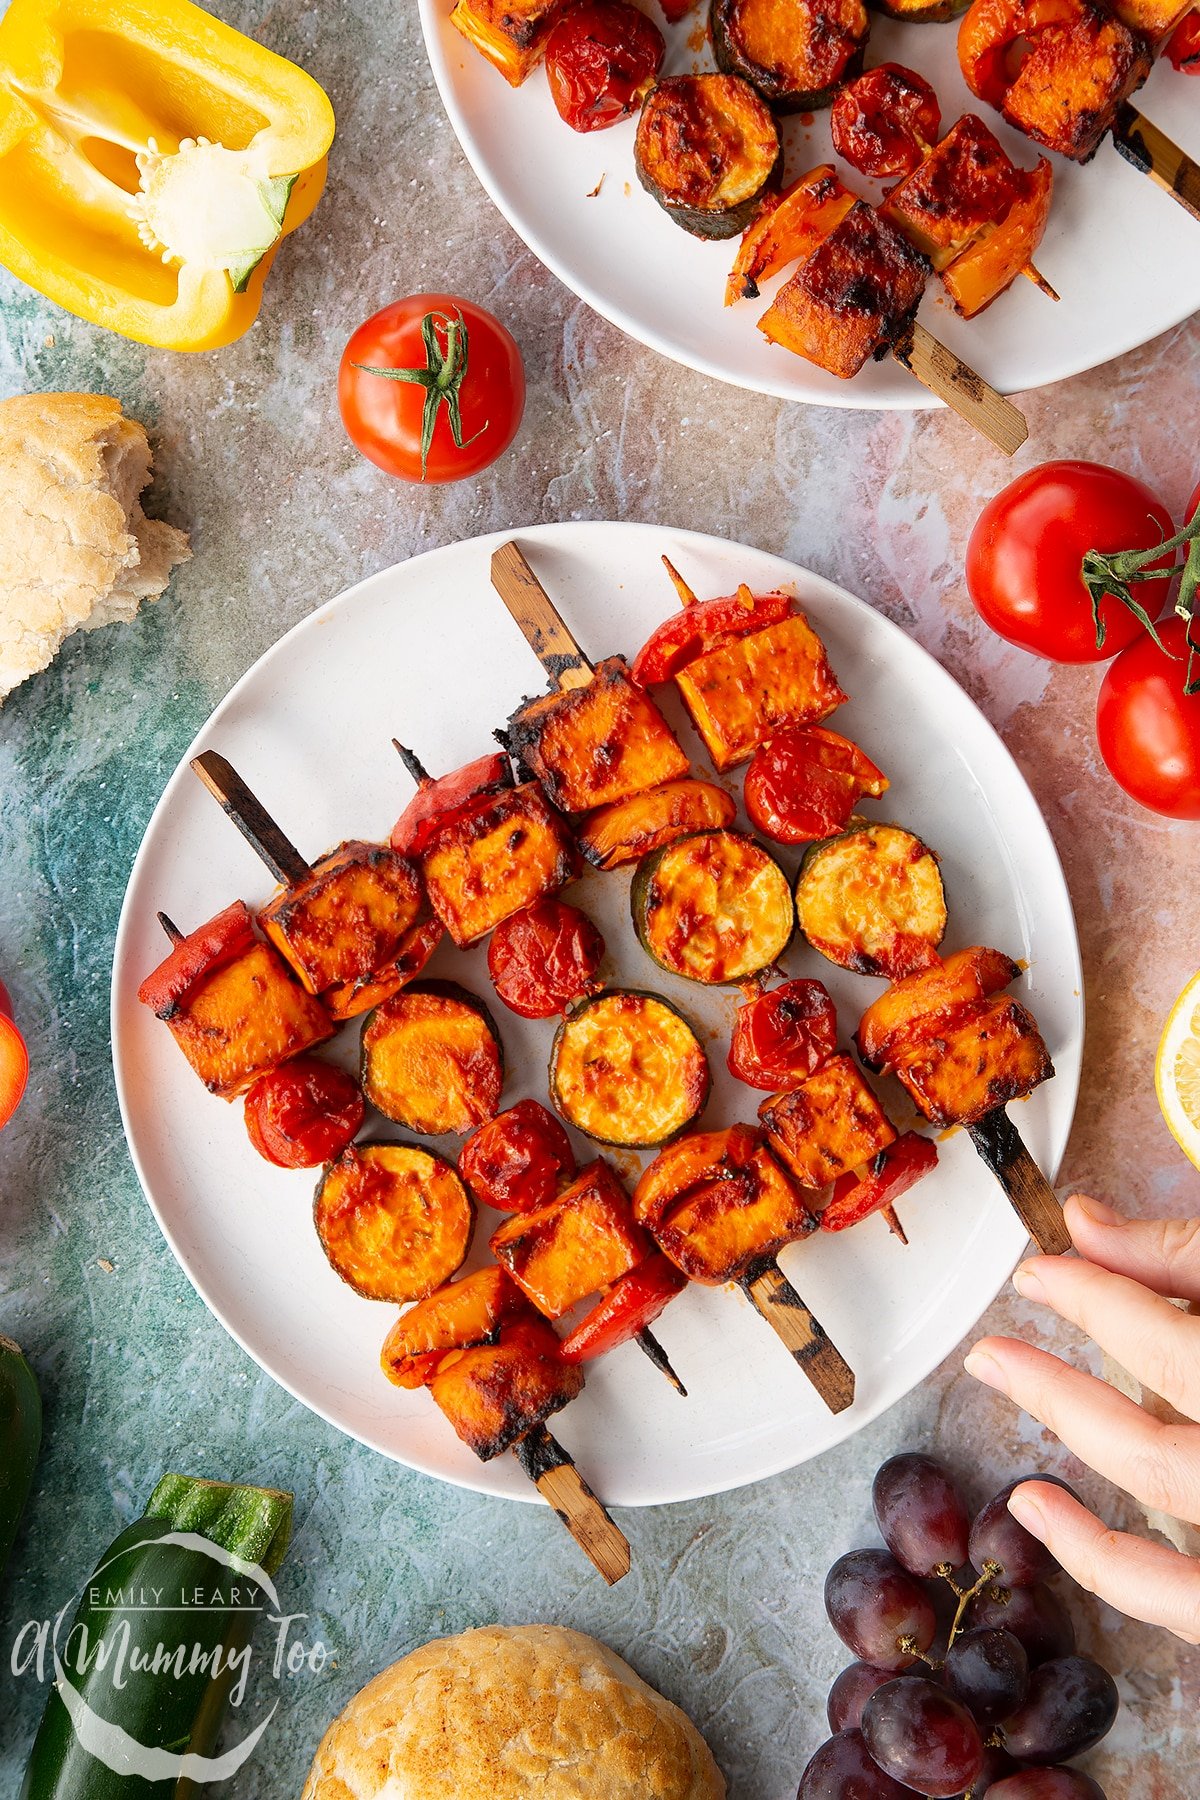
[0,0,335,351]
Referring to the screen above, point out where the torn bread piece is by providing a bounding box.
[0,391,190,704]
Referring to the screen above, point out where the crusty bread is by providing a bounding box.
[301,1624,726,1800]
[0,391,189,704]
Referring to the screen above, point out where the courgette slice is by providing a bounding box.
[712,0,869,112]
[635,74,781,240]
[550,989,710,1147]
[315,1141,475,1302]
[631,829,793,984]
[578,779,737,870]
[869,0,968,20]
[361,981,504,1136]
[795,819,946,977]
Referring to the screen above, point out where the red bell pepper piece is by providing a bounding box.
[1168,8,1200,70]
[631,588,793,686]
[390,751,511,855]
[0,1012,28,1130]
[821,1131,938,1232]
[136,901,257,1018]
[559,1253,686,1362]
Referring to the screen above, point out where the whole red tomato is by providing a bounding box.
[339,295,525,483]
[1096,616,1200,820]
[966,461,1175,662]
[244,1058,364,1168]
[545,0,665,132]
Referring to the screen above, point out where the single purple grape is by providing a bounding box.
[971,1745,1020,1794]
[1000,1657,1118,1763]
[943,1627,1029,1725]
[861,1678,984,1798]
[873,1453,971,1577]
[825,1550,938,1671]
[829,1662,913,1733]
[968,1480,1077,1588]
[986,1770,1107,1800]
[968,1583,1076,1666]
[796,1728,922,1798]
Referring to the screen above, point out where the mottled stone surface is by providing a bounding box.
[0,0,1198,1793]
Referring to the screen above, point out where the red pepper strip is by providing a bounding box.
[390,751,511,855]
[559,1253,686,1362]
[821,1132,938,1232]
[0,1013,28,1129]
[1168,9,1200,71]
[631,589,793,686]
[136,901,256,1017]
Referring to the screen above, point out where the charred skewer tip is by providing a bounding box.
[635,1326,688,1397]
[661,555,698,610]
[157,910,184,945]
[392,739,431,787]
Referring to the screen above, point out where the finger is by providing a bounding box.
[1064,1194,1200,1303]
[1012,1250,1200,1421]
[1006,1479,1200,1645]
[965,1334,1200,1522]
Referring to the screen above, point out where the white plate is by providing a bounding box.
[418,2,1200,407]
[112,522,1082,1507]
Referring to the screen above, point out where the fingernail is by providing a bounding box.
[964,1349,1009,1393]
[1007,1485,1045,1530]
[1070,1193,1123,1226]
[1013,1262,1047,1302]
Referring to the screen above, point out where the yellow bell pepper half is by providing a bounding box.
[0,0,335,350]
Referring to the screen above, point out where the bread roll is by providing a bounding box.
[0,391,189,704]
[301,1623,725,1800]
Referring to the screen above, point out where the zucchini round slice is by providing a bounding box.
[635,74,781,241]
[868,0,968,18]
[314,1142,474,1302]
[795,820,947,978]
[361,981,503,1136]
[711,0,869,113]
[550,989,710,1147]
[631,829,793,984]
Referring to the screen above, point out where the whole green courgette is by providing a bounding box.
[22,1472,292,1799]
[0,1333,41,1580]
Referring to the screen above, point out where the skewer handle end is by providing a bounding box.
[190,750,311,889]
[894,322,1028,457]
[741,1259,856,1414]
[514,1425,630,1584]
[490,541,594,692]
[968,1108,1071,1257]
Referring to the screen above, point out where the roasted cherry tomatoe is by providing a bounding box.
[728,979,838,1090]
[544,0,665,132]
[339,295,525,483]
[458,1099,576,1213]
[831,65,941,179]
[744,727,889,844]
[1096,616,1200,821]
[243,1057,364,1168]
[487,900,605,1019]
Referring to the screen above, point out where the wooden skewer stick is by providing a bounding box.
[740,1257,856,1414]
[158,912,184,945]
[893,323,1028,457]
[514,1424,631,1584]
[392,739,432,788]
[190,750,311,888]
[490,541,595,691]
[661,556,698,610]
[1021,263,1060,302]
[635,1326,687,1396]
[967,1107,1071,1257]
[1111,104,1200,225]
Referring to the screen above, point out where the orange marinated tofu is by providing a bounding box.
[673,613,846,771]
[759,1053,896,1187]
[448,0,569,84]
[258,840,423,997]
[880,116,1018,272]
[578,779,737,870]
[856,946,1020,1070]
[419,783,576,947]
[507,657,690,813]
[655,1145,814,1285]
[164,942,332,1098]
[759,203,929,382]
[490,1160,648,1318]
[429,1317,584,1460]
[381,1268,527,1390]
[893,994,1054,1127]
[1001,3,1152,161]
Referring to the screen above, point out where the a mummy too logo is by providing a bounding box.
[12,1530,331,1782]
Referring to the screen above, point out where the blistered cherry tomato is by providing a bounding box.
[487,900,605,1019]
[559,1254,686,1361]
[744,726,888,844]
[244,1058,364,1169]
[728,979,838,1090]
[1168,8,1200,70]
[831,65,942,179]
[545,0,665,132]
[459,1099,576,1213]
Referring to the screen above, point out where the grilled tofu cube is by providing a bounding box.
[428,1316,583,1460]
[490,1160,648,1318]
[1001,1,1152,161]
[856,946,1021,1071]
[165,941,333,1098]
[760,1053,896,1187]
[507,657,690,814]
[673,614,847,772]
[419,783,576,947]
[880,116,1020,273]
[448,0,570,85]
[633,1124,815,1284]
[892,995,1053,1127]
[759,202,930,381]
[258,840,423,997]
[1108,0,1189,39]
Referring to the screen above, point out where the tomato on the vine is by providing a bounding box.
[966,461,1175,662]
[339,295,525,483]
[1096,616,1200,820]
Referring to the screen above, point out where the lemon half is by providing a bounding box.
[1156,973,1200,1172]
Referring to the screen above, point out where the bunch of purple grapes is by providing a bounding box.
[797,1453,1118,1799]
